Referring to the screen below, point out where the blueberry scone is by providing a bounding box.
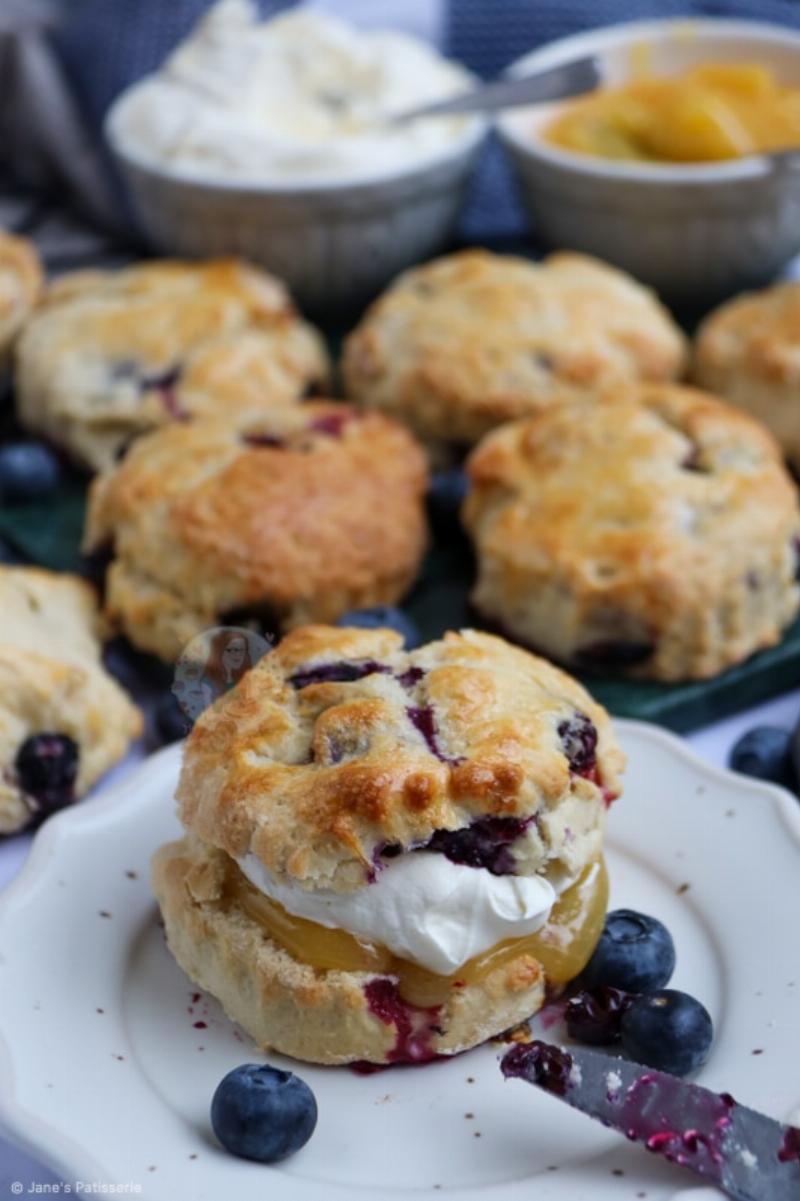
[152,624,624,1065]
[0,231,42,369]
[15,258,329,472]
[83,404,428,663]
[0,567,142,835]
[464,384,800,682]
[695,280,800,468]
[342,249,687,460]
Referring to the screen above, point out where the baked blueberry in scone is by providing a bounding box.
[695,279,800,469]
[82,405,429,664]
[0,230,42,370]
[342,248,687,462]
[0,567,142,835]
[15,258,329,472]
[463,384,800,681]
[152,625,624,1065]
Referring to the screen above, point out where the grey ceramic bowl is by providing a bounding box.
[105,85,486,314]
[498,19,800,309]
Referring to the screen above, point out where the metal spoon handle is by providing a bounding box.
[389,56,602,124]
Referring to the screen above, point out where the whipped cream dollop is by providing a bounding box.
[238,850,559,976]
[112,0,476,184]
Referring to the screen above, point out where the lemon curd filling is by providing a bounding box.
[543,63,800,163]
[225,857,608,1008]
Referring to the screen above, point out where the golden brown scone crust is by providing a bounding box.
[695,281,800,467]
[83,406,429,663]
[15,258,329,472]
[0,231,42,368]
[176,625,623,891]
[342,249,687,455]
[152,834,546,1065]
[464,384,800,682]
[0,567,142,834]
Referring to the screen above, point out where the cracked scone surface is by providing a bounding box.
[464,384,800,681]
[695,280,800,467]
[0,567,142,835]
[0,231,42,367]
[84,406,429,663]
[153,625,622,1063]
[342,249,687,454]
[15,258,329,472]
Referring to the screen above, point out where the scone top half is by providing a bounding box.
[176,626,624,893]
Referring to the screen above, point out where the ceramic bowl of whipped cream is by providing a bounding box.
[106,0,486,311]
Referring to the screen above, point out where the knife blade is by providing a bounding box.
[501,1040,800,1201]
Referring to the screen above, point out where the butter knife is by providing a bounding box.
[501,1040,800,1201]
[389,56,601,124]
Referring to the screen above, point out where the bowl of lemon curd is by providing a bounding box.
[498,19,800,307]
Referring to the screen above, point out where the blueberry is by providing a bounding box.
[0,441,60,501]
[729,727,795,788]
[620,989,713,1076]
[154,693,192,744]
[581,909,675,994]
[558,712,598,775]
[15,733,79,819]
[428,469,469,524]
[565,985,633,1045]
[210,1063,317,1163]
[335,606,421,649]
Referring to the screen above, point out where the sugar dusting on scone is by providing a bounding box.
[15,258,329,472]
[0,566,142,835]
[343,248,687,459]
[152,625,624,1065]
[83,406,429,664]
[464,384,800,682]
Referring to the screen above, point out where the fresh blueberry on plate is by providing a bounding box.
[15,733,79,819]
[335,605,421,649]
[211,1063,317,1163]
[0,441,60,501]
[154,693,192,745]
[565,985,633,1045]
[620,989,713,1076]
[581,909,675,994]
[729,727,795,788]
[428,469,469,524]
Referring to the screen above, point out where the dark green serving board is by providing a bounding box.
[1,470,799,734]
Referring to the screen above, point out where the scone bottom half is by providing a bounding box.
[152,625,624,1066]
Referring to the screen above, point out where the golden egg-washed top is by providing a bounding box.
[696,281,800,383]
[0,231,42,361]
[83,405,429,661]
[464,384,800,638]
[176,625,625,892]
[342,249,687,447]
[15,257,329,472]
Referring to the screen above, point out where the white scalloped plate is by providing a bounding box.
[0,721,798,1201]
